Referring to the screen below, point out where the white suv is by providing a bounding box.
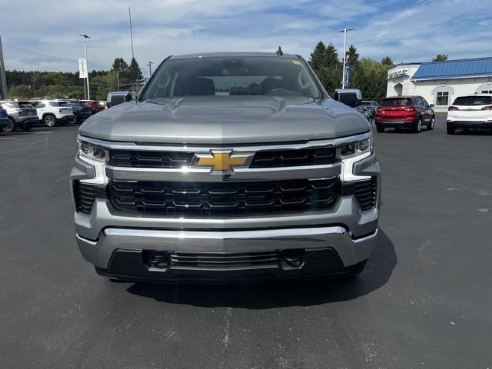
[447,94,492,134]
[31,100,76,127]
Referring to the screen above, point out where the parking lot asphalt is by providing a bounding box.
[1,116,491,369]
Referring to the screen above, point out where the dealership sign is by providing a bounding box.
[78,58,88,79]
[388,69,409,79]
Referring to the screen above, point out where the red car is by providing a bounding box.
[375,96,435,133]
[80,100,104,114]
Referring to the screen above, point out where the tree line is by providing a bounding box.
[6,57,143,101]
[309,41,394,101]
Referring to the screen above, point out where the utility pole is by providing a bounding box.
[339,27,354,89]
[80,34,91,99]
[129,7,135,60]
[129,7,136,95]
[0,35,8,99]
[147,61,153,77]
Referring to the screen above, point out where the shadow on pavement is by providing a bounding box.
[126,229,397,308]
[453,129,492,136]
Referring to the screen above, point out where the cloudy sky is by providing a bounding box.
[1,0,491,76]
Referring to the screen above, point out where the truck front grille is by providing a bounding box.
[170,251,279,271]
[250,148,337,167]
[109,147,337,169]
[109,150,195,168]
[108,178,340,217]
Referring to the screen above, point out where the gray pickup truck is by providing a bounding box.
[70,52,381,282]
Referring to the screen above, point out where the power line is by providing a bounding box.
[3,44,76,62]
[3,43,106,70]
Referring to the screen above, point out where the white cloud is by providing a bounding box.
[1,0,491,72]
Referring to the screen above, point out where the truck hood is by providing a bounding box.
[80,96,370,144]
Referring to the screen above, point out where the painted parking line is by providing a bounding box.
[12,131,54,135]
[0,137,18,140]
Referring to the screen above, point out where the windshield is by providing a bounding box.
[141,56,322,100]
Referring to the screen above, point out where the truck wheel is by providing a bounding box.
[4,118,17,133]
[447,125,455,135]
[43,114,56,127]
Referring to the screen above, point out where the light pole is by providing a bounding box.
[80,34,90,99]
[339,27,354,89]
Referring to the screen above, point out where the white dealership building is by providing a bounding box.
[386,57,492,112]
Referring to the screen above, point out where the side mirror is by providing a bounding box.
[429,104,434,108]
[339,94,362,108]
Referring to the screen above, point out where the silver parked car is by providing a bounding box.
[71,52,381,282]
[0,100,38,132]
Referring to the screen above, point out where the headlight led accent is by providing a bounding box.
[337,137,374,182]
[77,139,108,162]
[337,138,373,159]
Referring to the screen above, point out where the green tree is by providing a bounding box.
[346,45,359,66]
[345,45,360,88]
[309,41,327,70]
[432,54,448,62]
[352,58,389,101]
[8,84,32,99]
[111,58,130,90]
[129,57,143,83]
[381,56,393,66]
[112,58,129,73]
[308,42,342,95]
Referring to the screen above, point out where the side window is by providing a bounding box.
[37,103,45,108]
[420,97,429,107]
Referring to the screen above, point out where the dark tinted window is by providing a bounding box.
[381,98,413,106]
[110,95,127,106]
[453,96,492,106]
[50,101,70,107]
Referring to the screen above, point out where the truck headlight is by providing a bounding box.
[77,139,108,162]
[337,137,373,182]
[337,137,373,158]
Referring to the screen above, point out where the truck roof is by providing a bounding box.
[170,52,301,59]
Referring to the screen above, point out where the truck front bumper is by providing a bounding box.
[77,226,378,282]
[71,135,381,282]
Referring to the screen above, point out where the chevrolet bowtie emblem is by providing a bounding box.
[193,151,253,172]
